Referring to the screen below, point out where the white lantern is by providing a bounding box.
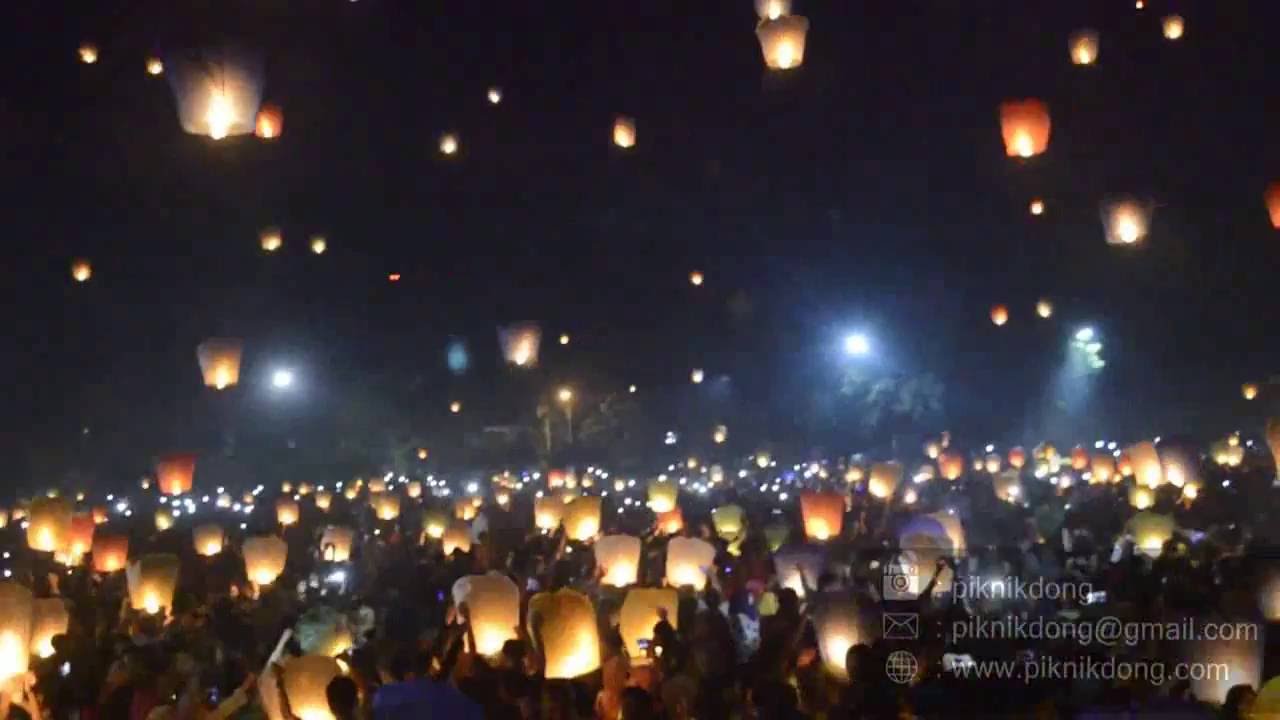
[594,535,641,587]
[452,573,520,658]
[756,15,810,71]
[665,537,715,589]
[620,588,678,664]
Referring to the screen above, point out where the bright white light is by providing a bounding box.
[1075,327,1095,343]
[844,333,870,357]
[272,369,295,389]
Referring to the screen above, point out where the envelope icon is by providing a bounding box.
[883,612,919,640]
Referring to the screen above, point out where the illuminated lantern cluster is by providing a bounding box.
[1068,30,1099,65]
[243,536,288,585]
[868,462,902,499]
[612,116,637,149]
[999,99,1051,158]
[156,453,196,496]
[1101,198,1153,246]
[620,588,678,664]
[595,534,641,587]
[800,492,844,542]
[27,497,72,553]
[0,583,32,683]
[71,258,92,283]
[255,104,283,139]
[29,598,68,659]
[563,497,602,542]
[196,338,243,390]
[529,590,600,679]
[92,534,128,573]
[665,537,715,589]
[756,14,810,71]
[127,554,181,614]
[498,322,542,367]
[193,524,225,556]
[452,573,520,658]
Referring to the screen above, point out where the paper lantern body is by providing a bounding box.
[868,462,902,499]
[28,497,73,553]
[67,512,96,559]
[983,453,1003,474]
[612,116,637,149]
[938,452,964,480]
[1127,441,1164,488]
[647,481,678,513]
[406,481,422,499]
[167,47,263,139]
[92,534,129,573]
[1162,15,1185,40]
[372,494,401,521]
[564,497,602,542]
[127,554,181,614]
[764,522,790,552]
[0,583,32,683]
[196,338,244,390]
[279,655,343,720]
[1007,447,1027,470]
[243,536,288,585]
[774,544,827,599]
[989,304,1009,326]
[993,470,1022,503]
[1068,29,1099,65]
[756,15,810,70]
[754,0,791,20]
[422,511,448,540]
[1127,511,1174,558]
[154,509,175,532]
[1090,454,1117,483]
[255,104,282,139]
[498,323,542,367]
[595,535,641,587]
[711,505,745,540]
[666,537,715,589]
[193,524,225,556]
[70,258,92,282]
[655,508,684,536]
[30,598,68,659]
[314,491,332,511]
[999,99,1051,158]
[813,592,881,682]
[800,492,844,542]
[156,453,196,495]
[276,499,300,527]
[320,526,354,562]
[1101,198,1153,246]
[532,590,601,679]
[620,588,678,664]
[1069,447,1089,471]
[442,522,472,556]
[534,496,565,531]
[452,573,520,657]
[367,478,386,494]
[1266,183,1280,229]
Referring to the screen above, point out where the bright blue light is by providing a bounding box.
[271,369,295,389]
[1075,327,1095,343]
[844,333,870,356]
[446,339,469,375]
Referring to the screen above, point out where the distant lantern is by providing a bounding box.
[487,86,503,105]
[154,509,174,532]
[127,554,180,614]
[439,132,459,156]
[0,584,32,684]
[774,545,826,599]
[146,57,164,76]
[78,43,98,64]
[1036,299,1053,319]
[1135,0,1144,8]
[563,497,602,542]
[1243,383,1260,400]
[656,508,684,536]
[713,425,729,444]
[756,15,810,70]
[559,333,570,346]
[1267,418,1280,479]
[1069,446,1090,471]
[193,524,224,556]
[275,656,343,720]
[1127,511,1174,558]
[712,505,745,541]
[938,452,964,481]
[406,481,422,499]
[1029,198,1045,216]
[27,497,72,553]
[1068,30,1099,65]
[999,99,1051,158]
[665,537,716,589]
[990,304,1009,326]
[168,46,264,140]
[197,338,244,390]
[29,598,68,659]
[647,480,678,513]
[1162,15,1185,41]
[442,521,472,555]
[1266,183,1280,229]
[452,573,520,658]
[388,273,401,282]
[367,478,385,493]
[320,526,354,562]
[66,513,95,560]
[260,227,283,252]
[612,116,637,149]
[156,452,197,496]
[800,492,845,542]
[993,470,1023,503]
[255,104,282,139]
[449,401,462,414]
[813,592,879,682]
[92,534,128,573]
[689,270,704,286]
[1101,197,1153,246]
[372,494,400,521]
[499,322,542,367]
[691,368,705,384]
[595,534,641,587]
[453,498,476,522]
[868,462,902,499]
[1127,441,1164,488]
[983,453,1003,474]
[529,589,600,679]
[276,498,300,527]
[621,588,679,665]
[1090,454,1117,484]
[422,511,448,540]
[1128,484,1155,511]
[1007,447,1027,469]
[70,258,92,283]
[243,536,288,585]
[91,506,108,524]
[417,447,429,460]
[754,0,791,20]
[923,439,941,459]
[310,235,327,255]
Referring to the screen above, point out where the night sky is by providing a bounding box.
[1,0,1277,489]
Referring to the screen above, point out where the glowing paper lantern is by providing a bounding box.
[1101,197,1153,246]
[498,322,542,367]
[442,521,472,555]
[127,554,180,614]
[27,497,72,553]
[1127,511,1174,558]
[868,462,902,499]
[274,499,299,527]
[993,470,1023,503]
[193,524,224,556]
[656,508,684,536]
[307,236,326,256]
[999,100,1051,158]
[690,368,705,384]
[78,43,98,64]
[756,15,810,71]
[800,492,844,542]
[813,592,880,682]
[255,104,282,139]
[990,304,1009,326]
[774,544,826,599]
[1006,447,1027,470]
[665,537,715,589]
[1068,30,1099,65]
[311,491,331,512]
[374,493,402,521]
[534,496,565,531]
[277,655,343,720]
[487,86,503,104]
[197,338,243,390]
[92,534,128,573]
[1243,383,1260,400]
[1127,441,1164,488]
[167,47,264,140]
[1029,199,1045,216]
[146,57,164,76]
[29,598,68,659]
[1128,485,1155,510]
[689,270,704,286]
[563,497,602,542]
[612,116,636,149]
[532,590,600,679]
[70,258,92,283]
[422,510,447,540]
[620,588,678,664]
[923,439,941,459]
[1161,15,1185,41]
[712,425,728,444]
[592,534,640,588]
[764,522,790,552]
[1090,454,1117,484]
[452,573,520,658]
[1266,182,1280,229]
[647,480,678,513]
[711,505,745,541]
[156,453,196,496]
[66,513,95,559]
[1182,634,1262,706]
[243,536,288,585]
[983,453,1003,474]
[0,584,32,683]
[315,525,353,563]
[453,497,478,522]
[91,506,108,524]
[438,132,459,156]
[1069,446,1089,471]
[754,0,791,20]
[1267,418,1280,479]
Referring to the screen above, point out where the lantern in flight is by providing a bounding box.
[1069,446,1089,471]
[498,322,541,367]
[1267,418,1280,480]
[1029,198,1045,216]
[533,496,564,531]
[1090,454,1116,484]
[255,104,282,139]
[167,46,264,140]
[146,57,164,76]
[711,505,745,541]
[275,656,343,720]
[656,508,684,536]
[156,453,196,496]
[800,492,844,542]
[320,526,354,562]
[0,584,32,684]
[244,536,288,585]
[276,498,300,527]
[29,598,68,659]
[755,0,791,20]
[197,338,243,390]
[1035,299,1053,319]
[665,537,715,589]
[690,368,705,384]
[999,99,1051,158]
[372,493,400,521]
[647,480,678,513]
[1068,30,1099,65]
[453,573,520,658]
[78,43,98,64]
[993,470,1023,503]
[595,535,641,587]
[612,116,636,149]
[1162,15,1185,41]
[938,452,964,481]
[531,590,600,679]
[127,554,180,614]
[563,497,602,542]
[620,588,678,664]
[689,270,704,286]
[193,524,224,556]
[1127,441,1164,488]
[27,497,72,553]
[756,15,810,71]
[868,462,902,499]
[990,304,1009,326]
[1243,383,1260,400]
[1266,183,1280,229]
[70,258,92,283]
[422,510,447,540]
[712,424,728,444]
[1101,197,1152,246]
[65,513,95,561]
[487,86,503,104]
[92,534,128,573]
[438,132,459,156]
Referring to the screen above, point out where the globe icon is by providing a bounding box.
[885,650,919,685]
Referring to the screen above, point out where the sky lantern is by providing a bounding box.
[1029,198,1045,216]
[29,598,68,659]
[1035,299,1053,319]
[406,480,422,499]
[532,590,600,679]
[993,470,1023,503]
[813,593,879,682]
[155,452,196,496]
[1090,454,1117,484]
[146,57,164,76]
[153,509,175,532]
[983,453,1002,474]
[612,116,637,149]
[442,521,472,555]
[260,227,283,253]
[774,545,826,599]
[91,534,128,573]
[754,0,791,20]
[499,322,542,367]
[27,497,72,553]
[1101,197,1152,246]
[756,15,810,71]
[656,508,684,536]
[276,498,300,527]
[65,513,95,560]
[534,496,565,531]
[244,536,288,585]
[193,524,224,557]
[274,656,343,720]
[595,535,641,587]
[1006,447,1027,470]
[452,573,520,658]
[999,100,1051,158]
[422,511,447,541]
[307,235,327,255]
[487,86,503,105]
[1162,15,1185,41]
[647,480,678,513]
[1184,636,1261,707]
[168,47,263,140]
[1267,418,1280,479]
[438,132,459,156]
[711,505,745,541]
[923,438,941,459]
[196,338,243,390]
[1265,183,1280,228]
[1068,30,1099,65]
[868,462,902,499]
[800,492,844,542]
[1127,441,1164,488]
[690,368,705,384]
[372,494,401,521]
[70,258,92,283]
[1069,446,1089,471]
[320,526,354,562]
[1127,511,1173,558]
[938,452,964,481]
[91,506,108,525]
[78,43,98,64]
[620,588,678,665]
[990,304,1009,326]
[127,554,180,614]
[1242,382,1260,400]
[255,104,282,139]
[665,537,715,589]
[563,497,602,542]
[689,270,704,286]
[0,583,32,684]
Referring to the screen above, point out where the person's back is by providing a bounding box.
[371,678,483,720]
